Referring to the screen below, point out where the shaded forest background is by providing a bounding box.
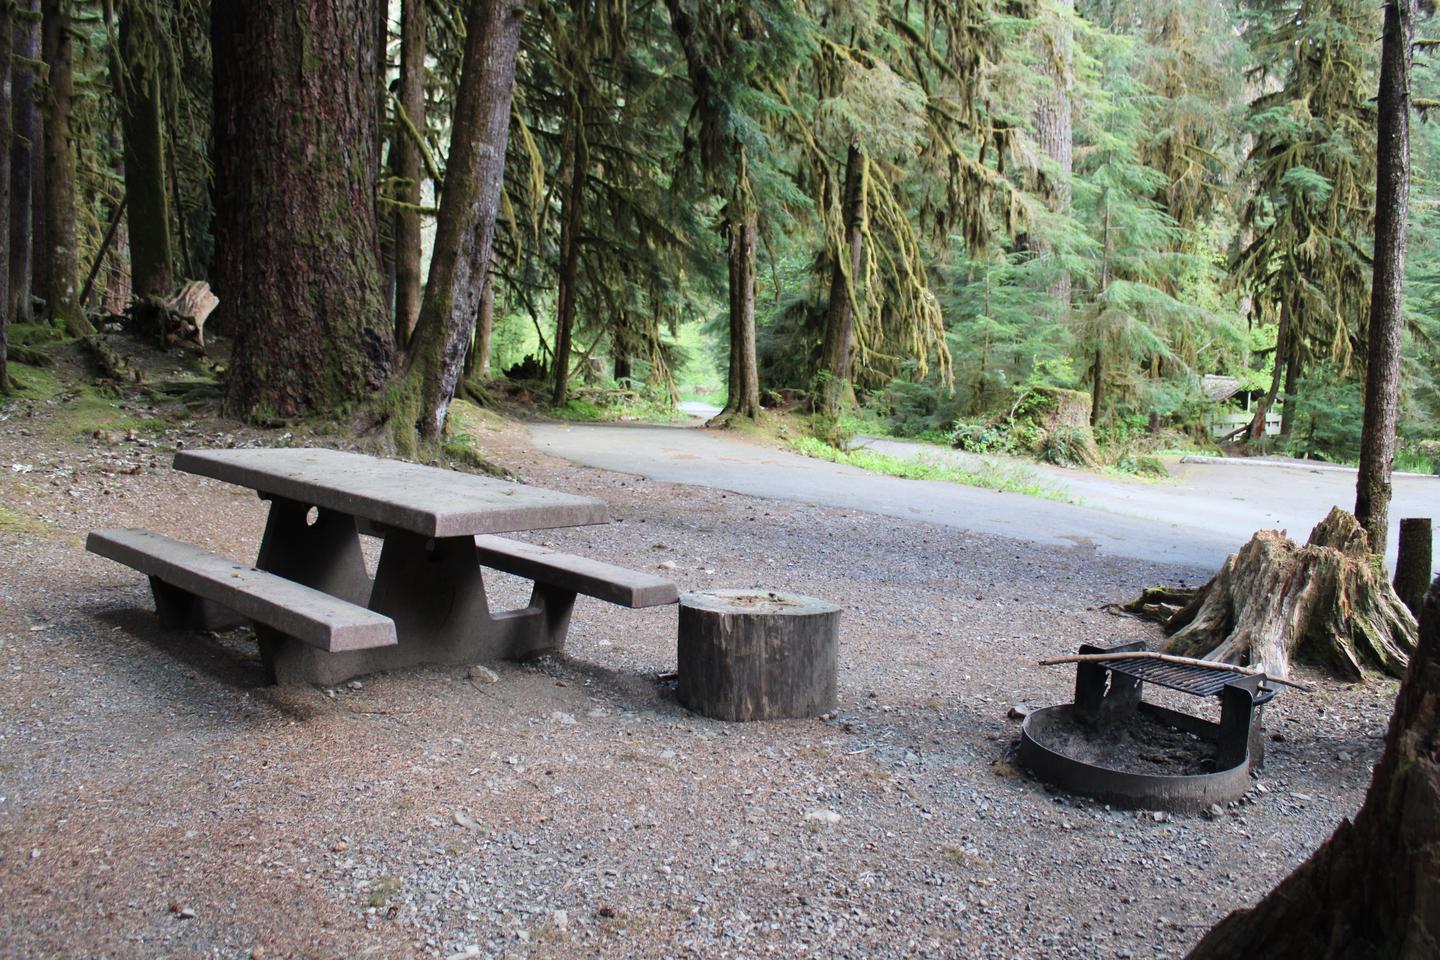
[2,0,1438,473]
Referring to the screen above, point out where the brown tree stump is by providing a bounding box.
[678,590,840,721]
[1185,574,1440,959]
[1161,508,1416,680]
[1394,517,1432,619]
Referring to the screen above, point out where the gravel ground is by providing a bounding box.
[0,371,1401,959]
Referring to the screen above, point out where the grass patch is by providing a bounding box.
[0,506,48,535]
[548,392,686,424]
[785,435,1076,502]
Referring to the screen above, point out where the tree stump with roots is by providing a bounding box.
[1133,508,1416,680]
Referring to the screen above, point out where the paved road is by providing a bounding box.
[531,419,1438,573]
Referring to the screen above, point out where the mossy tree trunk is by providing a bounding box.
[212,0,394,422]
[718,164,760,422]
[117,8,174,299]
[551,70,588,407]
[1033,0,1073,314]
[40,0,89,335]
[0,0,10,393]
[818,143,864,418]
[1354,0,1413,558]
[392,0,426,347]
[8,0,37,325]
[1185,572,1440,959]
[396,0,522,444]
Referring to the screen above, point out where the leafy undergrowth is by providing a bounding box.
[785,435,1078,503]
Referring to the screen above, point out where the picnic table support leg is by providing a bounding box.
[255,496,372,606]
[512,583,576,658]
[256,530,568,685]
[148,575,247,631]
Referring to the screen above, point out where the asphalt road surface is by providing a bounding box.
[531,417,1438,575]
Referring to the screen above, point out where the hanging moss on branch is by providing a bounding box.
[1117,508,1416,681]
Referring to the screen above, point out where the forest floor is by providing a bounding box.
[0,337,1403,960]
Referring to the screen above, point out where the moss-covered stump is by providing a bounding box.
[1160,507,1416,680]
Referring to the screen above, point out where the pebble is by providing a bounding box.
[468,665,499,684]
[805,808,843,825]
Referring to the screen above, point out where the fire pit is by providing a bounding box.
[1019,642,1279,812]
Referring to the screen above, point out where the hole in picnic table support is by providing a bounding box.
[304,506,319,527]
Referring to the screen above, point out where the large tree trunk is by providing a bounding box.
[1279,344,1301,438]
[1033,0,1073,313]
[0,0,10,393]
[717,178,760,422]
[551,100,587,406]
[1160,508,1416,680]
[1355,0,1413,558]
[392,0,426,346]
[117,9,173,299]
[818,143,864,418]
[1185,571,1440,958]
[8,0,36,325]
[40,0,88,335]
[399,0,522,443]
[212,0,394,422]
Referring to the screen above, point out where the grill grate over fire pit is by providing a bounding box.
[1018,642,1279,812]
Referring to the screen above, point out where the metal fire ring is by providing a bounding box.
[1019,703,1255,813]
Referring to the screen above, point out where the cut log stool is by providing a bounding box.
[678,590,840,721]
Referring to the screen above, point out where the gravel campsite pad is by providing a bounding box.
[0,388,1400,959]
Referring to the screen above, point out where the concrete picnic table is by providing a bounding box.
[173,447,619,684]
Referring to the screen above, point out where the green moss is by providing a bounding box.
[785,436,1077,503]
[0,506,48,535]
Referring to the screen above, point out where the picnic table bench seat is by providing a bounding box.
[473,535,680,608]
[86,528,398,654]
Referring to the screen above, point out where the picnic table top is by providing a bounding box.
[173,447,609,538]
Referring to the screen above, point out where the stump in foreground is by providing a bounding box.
[678,590,839,721]
[1158,508,1415,680]
[1185,575,1440,959]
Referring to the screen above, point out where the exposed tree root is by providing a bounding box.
[1113,508,1416,680]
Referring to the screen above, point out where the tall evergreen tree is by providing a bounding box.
[212,0,393,421]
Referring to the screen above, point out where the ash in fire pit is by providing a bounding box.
[1019,641,1280,812]
[1030,707,1216,777]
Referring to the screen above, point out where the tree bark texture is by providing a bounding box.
[1279,344,1301,437]
[1355,0,1413,557]
[403,0,522,441]
[118,10,174,299]
[1162,507,1416,680]
[1185,573,1440,959]
[473,271,493,380]
[678,590,840,721]
[8,0,36,324]
[720,194,760,420]
[819,143,865,417]
[212,0,394,422]
[40,0,88,334]
[0,0,10,392]
[1394,517,1433,619]
[393,0,426,345]
[551,104,587,406]
[1032,0,1073,313]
